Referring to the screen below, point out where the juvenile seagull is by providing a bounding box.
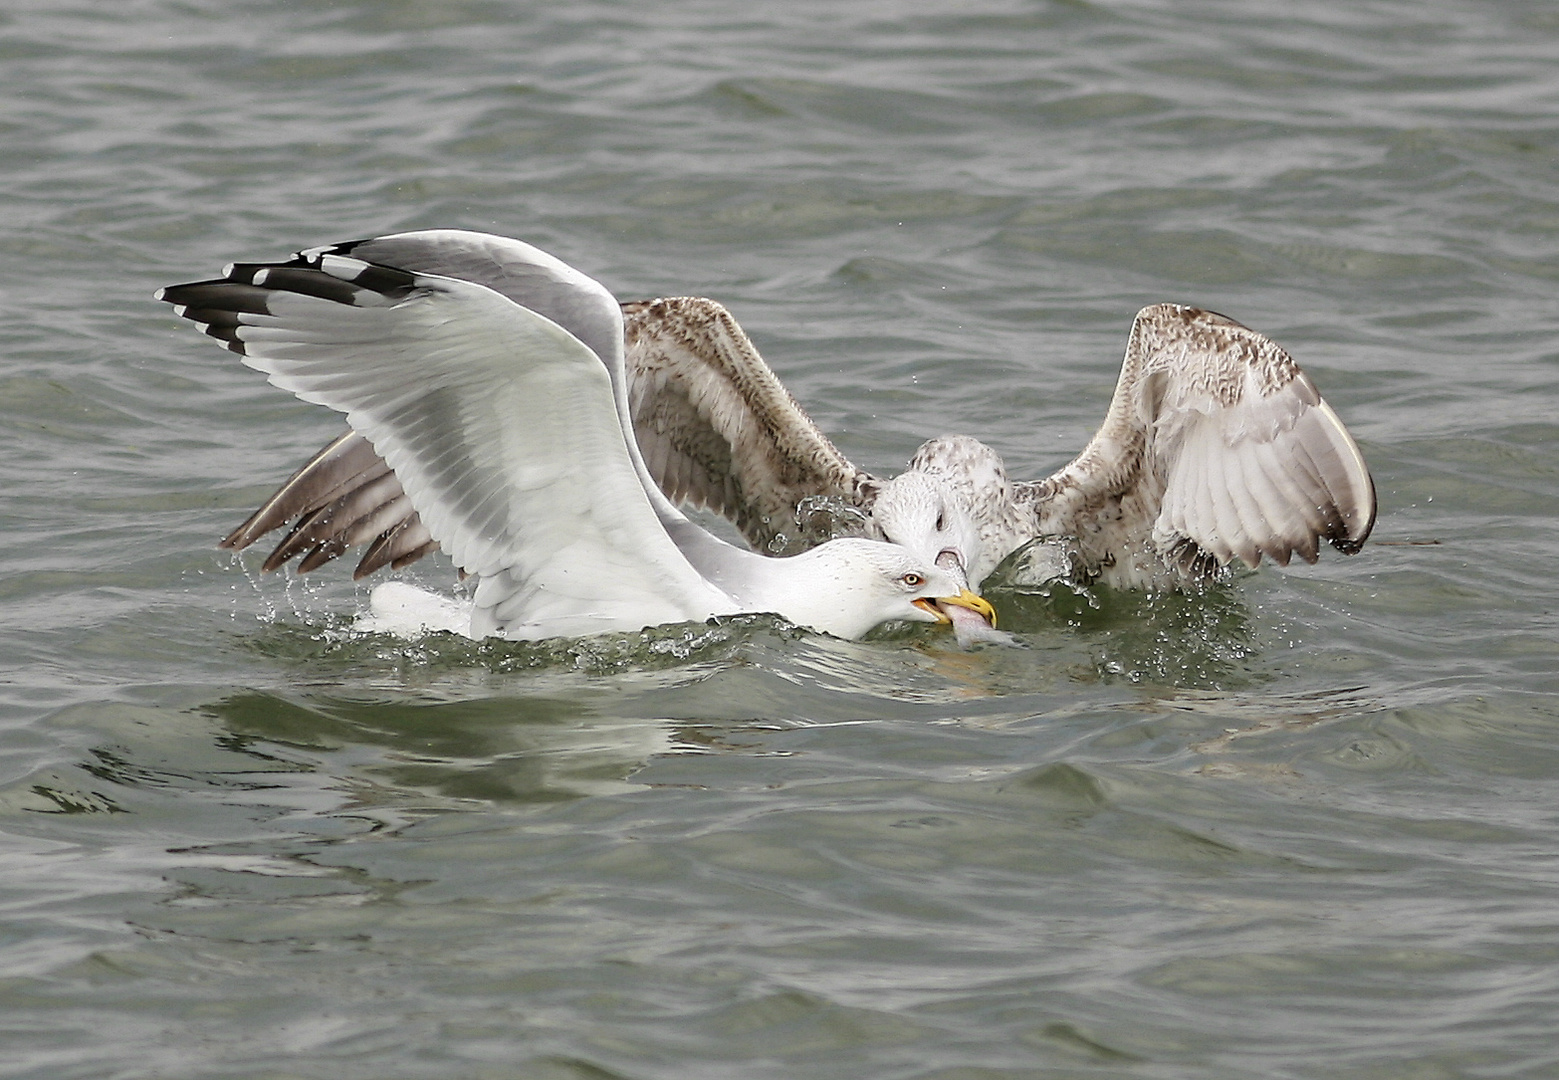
[209,236,1375,596]
[159,230,995,641]
[623,297,1376,590]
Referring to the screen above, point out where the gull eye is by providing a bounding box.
[935,512,945,531]
[901,572,924,588]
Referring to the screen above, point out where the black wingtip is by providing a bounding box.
[1325,471,1377,556]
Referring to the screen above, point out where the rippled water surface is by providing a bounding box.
[4,1,1559,1076]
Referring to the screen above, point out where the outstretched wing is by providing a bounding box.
[162,242,730,638]
[623,296,875,551]
[1019,303,1375,584]
[212,229,640,582]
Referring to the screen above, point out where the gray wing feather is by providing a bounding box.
[221,429,384,551]
[324,230,624,374]
[1020,303,1375,586]
[220,428,435,579]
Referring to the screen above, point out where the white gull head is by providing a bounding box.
[867,434,1026,592]
[868,470,984,591]
[751,536,991,640]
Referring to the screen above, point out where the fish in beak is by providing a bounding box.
[913,589,997,627]
[915,590,1015,648]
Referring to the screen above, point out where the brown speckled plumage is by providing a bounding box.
[622,297,873,553]
[1015,304,1375,587]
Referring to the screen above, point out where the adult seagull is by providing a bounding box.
[203,234,1376,596]
[159,230,996,641]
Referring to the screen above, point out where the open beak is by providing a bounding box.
[914,589,997,628]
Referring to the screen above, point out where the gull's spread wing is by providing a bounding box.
[623,296,875,552]
[162,248,730,638]
[1020,304,1375,583]
[211,229,628,581]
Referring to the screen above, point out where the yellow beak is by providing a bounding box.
[914,589,998,628]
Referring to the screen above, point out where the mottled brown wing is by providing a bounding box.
[219,429,437,579]
[1017,303,1376,583]
[623,296,875,551]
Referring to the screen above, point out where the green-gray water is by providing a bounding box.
[3,1,1558,1076]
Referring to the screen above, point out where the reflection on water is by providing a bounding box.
[2,690,675,831]
[210,689,679,805]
